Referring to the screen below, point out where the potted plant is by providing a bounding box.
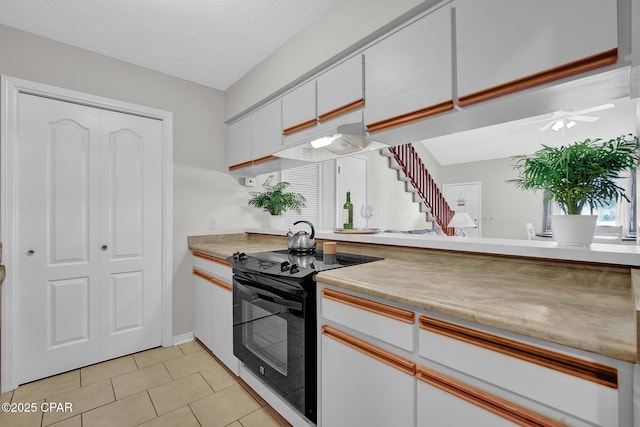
[248,175,306,228]
[509,134,639,246]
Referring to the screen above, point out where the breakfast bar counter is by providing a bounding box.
[189,231,637,364]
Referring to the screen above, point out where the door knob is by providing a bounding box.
[27,249,35,256]
[101,245,108,251]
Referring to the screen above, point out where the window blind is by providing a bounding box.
[282,163,321,229]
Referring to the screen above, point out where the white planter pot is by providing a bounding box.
[551,215,597,247]
[268,214,285,229]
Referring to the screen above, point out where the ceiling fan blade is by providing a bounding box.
[571,103,614,116]
[567,115,599,122]
[539,121,555,131]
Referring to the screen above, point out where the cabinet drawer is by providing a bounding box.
[192,252,232,283]
[321,288,414,351]
[418,316,618,427]
[416,365,563,427]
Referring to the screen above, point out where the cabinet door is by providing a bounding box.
[321,326,414,427]
[417,368,520,427]
[419,316,619,427]
[317,54,364,122]
[251,100,282,159]
[364,5,453,132]
[227,115,252,168]
[282,80,316,136]
[192,273,213,351]
[456,0,618,106]
[210,280,238,374]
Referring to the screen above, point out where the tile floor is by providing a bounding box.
[0,340,292,427]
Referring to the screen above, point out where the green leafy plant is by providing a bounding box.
[248,176,306,215]
[508,134,639,214]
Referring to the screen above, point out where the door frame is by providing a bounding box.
[1,76,174,393]
[443,181,482,237]
[335,155,368,229]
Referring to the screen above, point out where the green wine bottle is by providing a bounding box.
[343,191,353,229]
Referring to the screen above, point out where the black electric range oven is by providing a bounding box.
[228,249,382,424]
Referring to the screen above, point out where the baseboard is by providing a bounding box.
[172,332,194,346]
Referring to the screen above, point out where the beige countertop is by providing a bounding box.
[189,233,637,364]
[317,259,635,363]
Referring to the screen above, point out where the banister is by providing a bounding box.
[389,144,455,236]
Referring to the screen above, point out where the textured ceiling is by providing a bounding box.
[0,0,337,90]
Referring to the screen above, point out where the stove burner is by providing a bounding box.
[228,249,383,280]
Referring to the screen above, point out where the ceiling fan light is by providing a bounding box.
[565,119,576,129]
[551,120,564,131]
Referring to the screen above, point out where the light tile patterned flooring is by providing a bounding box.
[0,341,292,427]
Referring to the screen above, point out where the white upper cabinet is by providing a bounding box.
[227,99,281,169]
[317,54,364,122]
[455,0,618,106]
[227,115,252,168]
[251,100,282,159]
[364,5,453,133]
[282,80,316,136]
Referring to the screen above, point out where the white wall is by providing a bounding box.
[437,157,545,239]
[0,23,266,337]
[363,150,434,231]
[225,0,438,119]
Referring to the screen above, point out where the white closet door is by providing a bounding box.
[15,93,163,383]
[16,94,102,383]
[98,110,163,360]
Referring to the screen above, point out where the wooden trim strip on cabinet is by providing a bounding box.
[419,316,618,389]
[458,48,618,107]
[366,100,454,133]
[322,325,416,376]
[322,288,415,324]
[193,251,231,267]
[282,118,318,136]
[192,269,233,292]
[416,365,565,427]
[318,99,365,122]
[228,155,279,171]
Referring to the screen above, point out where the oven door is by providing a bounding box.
[232,272,316,422]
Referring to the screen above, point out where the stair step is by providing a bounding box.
[380,148,394,158]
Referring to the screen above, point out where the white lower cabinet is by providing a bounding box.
[321,326,415,427]
[210,280,236,373]
[318,283,630,427]
[192,273,214,350]
[416,375,516,427]
[192,252,238,374]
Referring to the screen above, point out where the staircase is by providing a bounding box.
[381,144,455,236]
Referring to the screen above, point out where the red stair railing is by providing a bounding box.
[388,144,455,236]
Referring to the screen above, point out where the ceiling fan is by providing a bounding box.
[536,103,615,132]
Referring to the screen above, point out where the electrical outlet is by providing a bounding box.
[208,218,216,230]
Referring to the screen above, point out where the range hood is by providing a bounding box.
[274,111,388,162]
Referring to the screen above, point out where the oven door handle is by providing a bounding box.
[254,292,302,310]
[235,279,303,310]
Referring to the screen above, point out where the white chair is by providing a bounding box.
[594,225,623,242]
[525,223,536,240]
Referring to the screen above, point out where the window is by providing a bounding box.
[281,163,321,228]
[542,170,636,236]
